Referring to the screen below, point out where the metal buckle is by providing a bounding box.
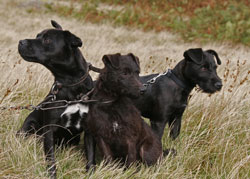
[146,70,168,84]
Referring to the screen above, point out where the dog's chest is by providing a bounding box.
[99,106,140,136]
[60,103,89,131]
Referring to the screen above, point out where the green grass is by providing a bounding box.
[42,0,250,46]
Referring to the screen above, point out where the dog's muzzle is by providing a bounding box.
[140,85,147,94]
[19,40,28,46]
[214,82,223,90]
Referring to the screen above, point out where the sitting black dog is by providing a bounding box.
[84,53,163,169]
[134,48,222,140]
[17,20,93,178]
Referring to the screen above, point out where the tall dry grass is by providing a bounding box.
[0,0,249,178]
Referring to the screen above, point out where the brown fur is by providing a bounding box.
[85,53,162,167]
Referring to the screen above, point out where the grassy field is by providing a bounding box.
[0,0,249,178]
[41,0,250,46]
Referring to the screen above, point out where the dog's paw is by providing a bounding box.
[86,163,96,174]
[163,148,177,157]
[16,129,30,138]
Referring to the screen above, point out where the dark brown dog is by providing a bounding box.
[84,53,163,168]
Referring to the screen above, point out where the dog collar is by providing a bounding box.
[57,65,91,88]
[166,69,193,92]
[54,63,102,89]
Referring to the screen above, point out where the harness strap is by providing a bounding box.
[144,69,193,92]
[166,69,193,91]
[89,63,102,73]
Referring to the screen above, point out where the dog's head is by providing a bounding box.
[183,48,222,93]
[18,20,82,70]
[100,53,144,98]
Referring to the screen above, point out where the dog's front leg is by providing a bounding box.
[17,110,42,136]
[126,141,136,167]
[84,132,96,171]
[97,137,113,162]
[150,120,167,140]
[168,106,185,140]
[43,127,56,179]
[169,116,182,140]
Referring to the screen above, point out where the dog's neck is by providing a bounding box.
[45,49,88,85]
[48,49,92,99]
[172,60,196,94]
[92,89,132,108]
[94,79,116,98]
[93,78,130,103]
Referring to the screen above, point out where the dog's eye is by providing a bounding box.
[43,39,51,44]
[122,69,130,76]
[123,72,128,75]
[201,67,207,71]
[201,65,209,71]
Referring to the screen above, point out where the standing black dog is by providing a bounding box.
[17,20,93,178]
[84,53,163,169]
[134,48,222,140]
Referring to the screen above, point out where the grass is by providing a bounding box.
[1,50,249,178]
[0,0,250,178]
[41,0,250,46]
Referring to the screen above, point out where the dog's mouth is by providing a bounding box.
[18,48,41,63]
[197,85,221,94]
[201,88,217,94]
[19,53,39,62]
[128,89,142,98]
[18,41,39,62]
[119,87,141,99]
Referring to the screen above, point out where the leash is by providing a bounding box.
[143,69,193,91]
[89,63,102,73]
[143,70,168,87]
[33,98,114,111]
[0,94,113,111]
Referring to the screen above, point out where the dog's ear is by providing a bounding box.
[102,53,121,69]
[184,48,204,65]
[64,31,82,48]
[206,49,222,65]
[128,53,140,69]
[51,20,62,30]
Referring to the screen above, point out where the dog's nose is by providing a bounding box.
[19,40,27,46]
[140,85,147,94]
[214,82,223,90]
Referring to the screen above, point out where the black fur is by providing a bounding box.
[17,20,93,178]
[134,48,223,140]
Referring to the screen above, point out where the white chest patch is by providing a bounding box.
[61,104,89,129]
[112,121,122,133]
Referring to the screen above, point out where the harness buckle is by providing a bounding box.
[148,78,156,84]
[50,83,59,95]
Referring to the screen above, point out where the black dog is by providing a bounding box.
[134,48,222,140]
[84,53,163,169]
[17,20,93,178]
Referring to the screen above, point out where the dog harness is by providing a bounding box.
[143,69,193,92]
